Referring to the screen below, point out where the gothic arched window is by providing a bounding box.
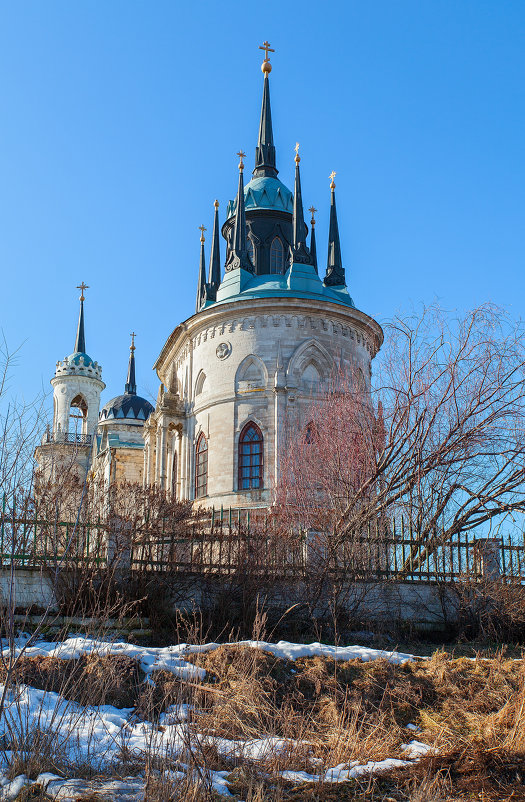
[247,237,255,268]
[238,422,263,490]
[195,433,208,499]
[270,237,285,274]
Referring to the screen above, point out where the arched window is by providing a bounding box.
[195,370,206,396]
[247,237,255,268]
[195,433,208,499]
[304,421,317,444]
[270,237,285,274]
[69,395,87,440]
[238,422,263,490]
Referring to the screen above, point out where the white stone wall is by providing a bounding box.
[148,298,383,509]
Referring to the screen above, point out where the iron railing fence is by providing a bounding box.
[0,502,523,583]
[43,431,93,445]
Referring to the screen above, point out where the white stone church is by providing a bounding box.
[35,45,383,510]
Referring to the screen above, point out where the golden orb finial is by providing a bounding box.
[237,150,246,171]
[130,331,136,352]
[214,199,219,209]
[199,224,206,243]
[259,40,274,74]
[329,170,336,190]
[294,142,300,164]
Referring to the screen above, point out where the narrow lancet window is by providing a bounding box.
[195,433,208,499]
[270,237,284,274]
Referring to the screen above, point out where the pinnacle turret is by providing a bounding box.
[208,200,221,291]
[291,145,313,265]
[225,153,252,273]
[196,224,207,312]
[309,206,318,273]
[324,173,346,287]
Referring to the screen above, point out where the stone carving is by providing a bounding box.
[216,342,232,360]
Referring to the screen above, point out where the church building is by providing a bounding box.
[35,43,383,511]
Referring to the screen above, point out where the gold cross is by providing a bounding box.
[309,205,317,224]
[76,282,89,301]
[329,170,336,189]
[294,142,300,154]
[259,41,274,61]
[294,142,300,163]
[199,224,206,242]
[237,150,246,170]
[130,331,136,351]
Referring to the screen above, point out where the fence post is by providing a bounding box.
[474,538,503,581]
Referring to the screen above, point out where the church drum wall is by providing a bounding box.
[154,297,382,508]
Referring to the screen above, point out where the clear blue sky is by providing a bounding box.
[1,1,524,411]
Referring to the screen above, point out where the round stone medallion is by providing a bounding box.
[216,342,232,360]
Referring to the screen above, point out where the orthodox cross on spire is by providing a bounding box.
[254,43,277,179]
[77,282,89,301]
[259,40,274,73]
[125,331,137,395]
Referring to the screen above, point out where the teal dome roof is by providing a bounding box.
[227,176,293,219]
[66,351,94,367]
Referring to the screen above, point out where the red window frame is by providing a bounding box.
[238,422,263,490]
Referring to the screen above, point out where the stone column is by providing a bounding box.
[159,424,167,490]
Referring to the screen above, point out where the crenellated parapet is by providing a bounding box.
[55,354,103,380]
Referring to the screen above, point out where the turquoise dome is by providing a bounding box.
[66,351,94,367]
[227,176,293,219]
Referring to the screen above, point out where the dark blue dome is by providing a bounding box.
[99,393,154,423]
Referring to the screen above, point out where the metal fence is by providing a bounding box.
[0,504,523,584]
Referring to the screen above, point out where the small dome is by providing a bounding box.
[99,393,154,423]
[66,351,94,367]
[227,176,293,219]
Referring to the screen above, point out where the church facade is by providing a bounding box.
[35,44,383,510]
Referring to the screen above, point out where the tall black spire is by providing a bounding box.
[74,282,88,353]
[196,224,207,312]
[324,172,346,287]
[309,206,318,274]
[208,200,221,291]
[291,144,312,265]
[253,41,277,179]
[225,152,252,272]
[125,332,137,395]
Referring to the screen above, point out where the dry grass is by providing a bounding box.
[1,642,524,800]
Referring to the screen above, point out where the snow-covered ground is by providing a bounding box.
[0,636,430,800]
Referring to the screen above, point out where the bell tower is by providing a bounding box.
[35,284,105,484]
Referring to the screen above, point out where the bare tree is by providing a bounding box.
[275,304,525,567]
